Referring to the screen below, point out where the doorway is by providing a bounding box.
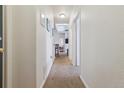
[54,24,69,57]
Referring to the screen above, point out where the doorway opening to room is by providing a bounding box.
[54,24,69,57]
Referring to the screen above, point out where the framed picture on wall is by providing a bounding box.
[46,18,51,32]
[52,28,54,36]
[46,18,49,31]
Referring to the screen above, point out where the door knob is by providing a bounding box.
[0,48,4,53]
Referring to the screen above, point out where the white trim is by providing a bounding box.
[40,62,53,88]
[5,6,13,88]
[40,66,51,88]
[80,75,89,88]
[72,62,76,66]
[69,58,75,66]
[40,76,47,88]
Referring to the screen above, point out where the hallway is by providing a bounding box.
[43,55,85,88]
[1,5,124,88]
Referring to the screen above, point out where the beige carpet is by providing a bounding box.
[43,55,85,88]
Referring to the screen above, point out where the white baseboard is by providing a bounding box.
[40,62,53,88]
[40,78,47,88]
[68,59,75,66]
[80,75,89,88]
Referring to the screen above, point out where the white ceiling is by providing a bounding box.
[52,5,75,24]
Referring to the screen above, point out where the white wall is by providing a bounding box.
[5,6,37,88]
[36,6,54,88]
[68,25,73,61]
[12,6,36,88]
[69,7,80,65]
[72,23,76,65]
[81,6,124,88]
[54,32,65,44]
[5,6,13,88]
[36,8,46,88]
[6,5,54,88]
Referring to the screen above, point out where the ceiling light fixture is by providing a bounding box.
[59,13,65,18]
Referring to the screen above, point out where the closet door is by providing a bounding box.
[0,5,3,88]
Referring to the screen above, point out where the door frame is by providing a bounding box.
[2,6,13,88]
[74,12,81,67]
[2,5,5,88]
[2,5,6,88]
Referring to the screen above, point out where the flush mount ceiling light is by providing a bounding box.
[59,13,65,18]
